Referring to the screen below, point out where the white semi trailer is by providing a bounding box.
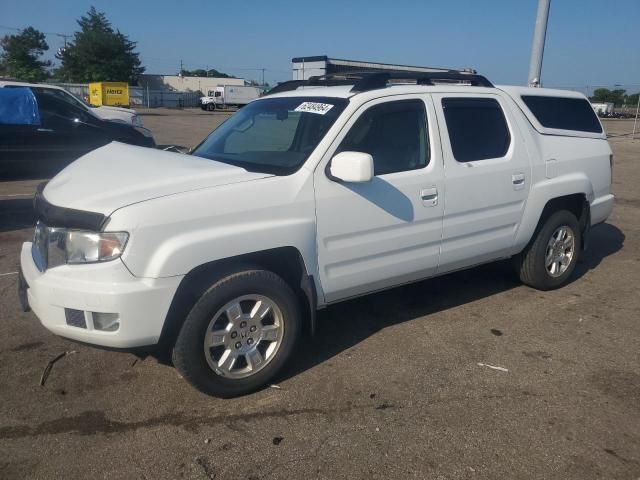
[591,102,614,116]
[200,85,261,111]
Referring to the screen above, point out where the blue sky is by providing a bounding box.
[1,0,639,91]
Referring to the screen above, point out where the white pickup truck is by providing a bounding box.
[19,71,614,397]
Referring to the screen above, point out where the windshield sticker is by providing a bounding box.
[294,102,334,115]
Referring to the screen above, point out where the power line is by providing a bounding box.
[0,24,71,40]
[0,24,71,50]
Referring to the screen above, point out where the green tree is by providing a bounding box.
[56,6,144,83]
[181,68,232,78]
[591,88,610,102]
[625,92,639,107]
[0,27,51,82]
[591,88,626,106]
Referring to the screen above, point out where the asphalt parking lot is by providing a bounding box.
[0,113,639,480]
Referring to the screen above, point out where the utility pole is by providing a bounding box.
[633,92,640,140]
[56,33,70,49]
[528,0,551,87]
[261,68,265,86]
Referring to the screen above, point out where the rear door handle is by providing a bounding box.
[512,173,525,190]
[420,187,438,206]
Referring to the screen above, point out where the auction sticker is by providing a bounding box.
[294,102,334,115]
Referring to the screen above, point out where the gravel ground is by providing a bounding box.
[0,116,638,480]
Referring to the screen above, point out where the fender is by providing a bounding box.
[512,172,593,254]
[108,172,327,307]
[158,246,319,345]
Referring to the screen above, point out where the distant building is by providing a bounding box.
[138,74,245,94]
[291,55,474,80]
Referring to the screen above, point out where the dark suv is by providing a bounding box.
[0,86,155,179]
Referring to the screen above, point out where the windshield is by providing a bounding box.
[192,96,348,174]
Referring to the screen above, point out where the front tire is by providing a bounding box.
[206,103,215,111]
[516,210,581,290]
[172,269,301,397]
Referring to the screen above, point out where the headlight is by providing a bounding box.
[132,114,143,127]
[64,231,129,264]
[34,224,129,270]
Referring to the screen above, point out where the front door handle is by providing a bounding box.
[420,187,438,206]
[512,173,525,190]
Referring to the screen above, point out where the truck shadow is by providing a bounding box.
[277,222,625,383]
[343,177,414,221]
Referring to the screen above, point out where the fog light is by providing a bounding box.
[65,308,87,328]
[92,312,120,332]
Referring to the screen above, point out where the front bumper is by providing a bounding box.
[20,242,183,348]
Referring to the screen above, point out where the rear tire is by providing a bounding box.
[172,269,301,397]
[516,210,581,290]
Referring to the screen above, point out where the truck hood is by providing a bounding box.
[97,105,136,115]
[43,142,273,216]
[92,106,136,124]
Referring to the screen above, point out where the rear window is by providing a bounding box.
[521,95,602,133]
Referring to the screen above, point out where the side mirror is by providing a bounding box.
[329,151,374,183]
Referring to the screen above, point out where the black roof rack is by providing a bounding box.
[266,70,493,96]
[351,71,494,91]
[266,75,358,95]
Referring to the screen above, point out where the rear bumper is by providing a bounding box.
[20,242,182,348]
[590,194,614,225]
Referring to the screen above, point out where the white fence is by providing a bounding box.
[52,82,201,108]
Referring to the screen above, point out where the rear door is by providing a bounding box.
[314,95,444,303]
[432,93,531,273]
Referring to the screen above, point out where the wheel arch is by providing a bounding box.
[513,172,595,254]
[158,246,317,347]
[517,192,591,255]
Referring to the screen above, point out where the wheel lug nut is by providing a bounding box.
[240,321,247,328]
[249,326,256,332]
[230,331,237,338]
[235,342,242,349]
[247,338,254,345]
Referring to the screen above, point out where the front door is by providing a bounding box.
[314,95,444,303]
[432,93,532,273]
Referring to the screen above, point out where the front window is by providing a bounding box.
[192,96,348,174]
[336,99,429,176]
[31,88,93,127]
[32,87,97,116]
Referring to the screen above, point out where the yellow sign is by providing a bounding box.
[88,82,130,107]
